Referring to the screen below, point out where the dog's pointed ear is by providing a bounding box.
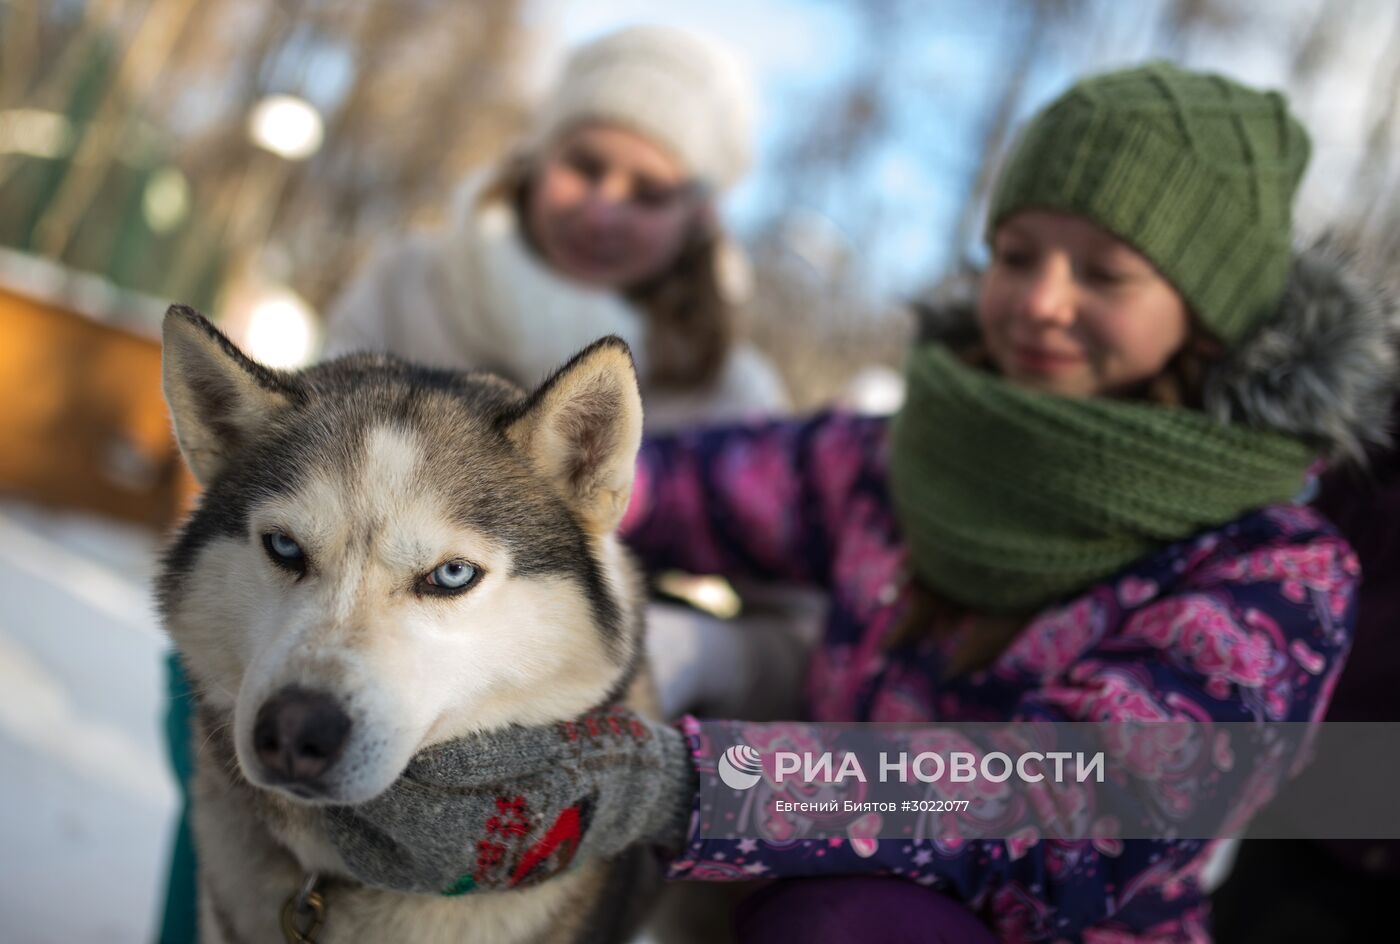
[162,304,298,486]
[505,337,643,535]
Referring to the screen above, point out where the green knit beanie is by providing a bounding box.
[988,62,1311,345]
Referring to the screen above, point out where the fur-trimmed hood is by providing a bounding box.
[912,245,1400,463]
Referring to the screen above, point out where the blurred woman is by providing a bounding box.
[322,24,786,429]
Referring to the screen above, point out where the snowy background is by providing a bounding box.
[0,500,175,942]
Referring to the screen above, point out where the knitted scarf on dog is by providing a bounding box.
[889,344,1314,615]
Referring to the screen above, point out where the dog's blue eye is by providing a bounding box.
[426,560,478,592]
[269,533,303,560]
[262,532,307,574]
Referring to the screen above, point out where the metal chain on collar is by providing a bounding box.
[281,872,326,943]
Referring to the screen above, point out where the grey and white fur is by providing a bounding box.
[158,304,659,943]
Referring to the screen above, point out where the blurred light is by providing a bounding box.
[0,108,74,158]
[244,287,316,368]
[655,572,742,619]
[142,167,190,233]
[247,95,323,161]
[843,365,906,415]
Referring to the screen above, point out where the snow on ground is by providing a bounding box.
[0,500,176,944]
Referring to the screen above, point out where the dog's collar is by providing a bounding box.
[281,872,326,943]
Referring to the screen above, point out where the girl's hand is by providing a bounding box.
[322,707,695,895]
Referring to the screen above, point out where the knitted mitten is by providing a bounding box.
[322,706,696,896]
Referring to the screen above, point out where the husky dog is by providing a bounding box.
[158,305,659,943]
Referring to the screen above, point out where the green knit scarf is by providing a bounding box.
[888,345,1314,615]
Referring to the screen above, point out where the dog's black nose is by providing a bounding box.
[253,687,352,784]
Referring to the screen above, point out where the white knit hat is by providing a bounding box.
[529,25,755,191]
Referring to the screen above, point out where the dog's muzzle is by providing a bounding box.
[253,686,352,795]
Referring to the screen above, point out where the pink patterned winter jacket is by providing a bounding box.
[620,411,1358,943]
